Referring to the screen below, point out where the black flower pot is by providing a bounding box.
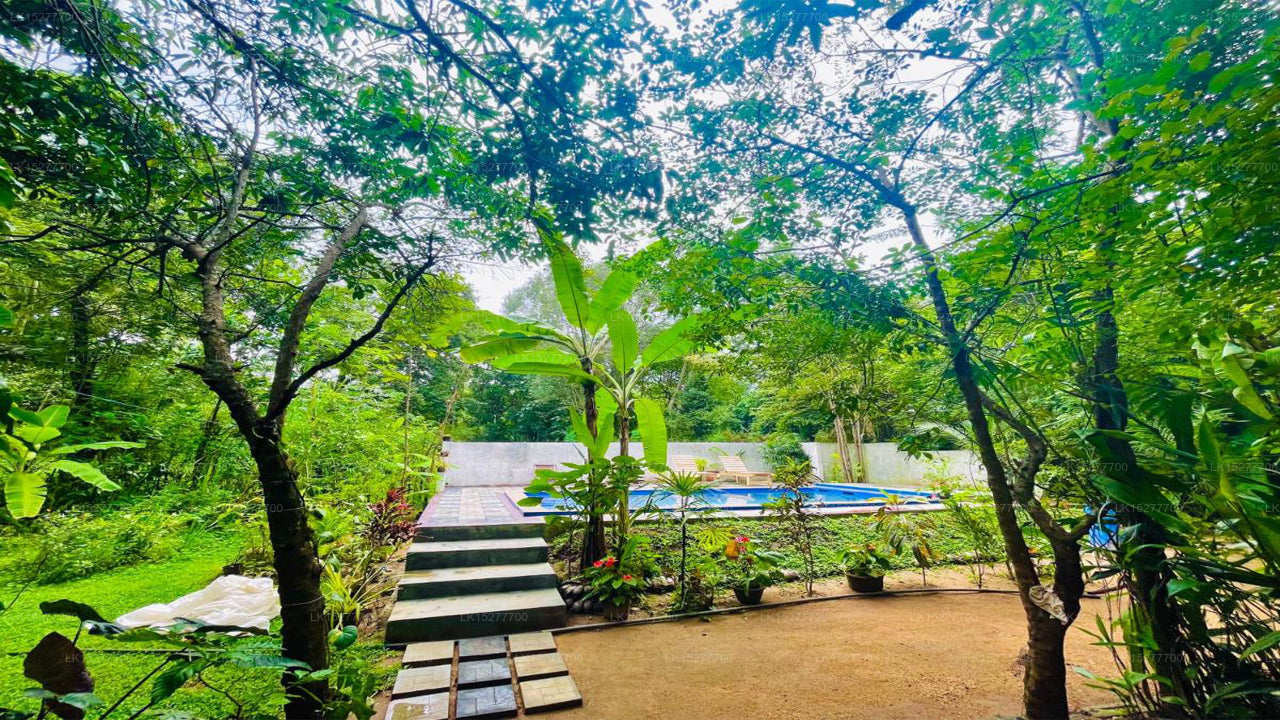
[602,602,631,622]
[733,585,765,605]
[846,573,885,593]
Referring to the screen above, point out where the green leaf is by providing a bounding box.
[0,306,12,329]
[633,397,667,469]
[51,441,144,455]
[329,625,357,650]
[1232,385,1273,419]
[5,472,47,518]
[586,270,637,333]
[542,234,591,333]
[500,362,596,384]
[491,350,579,369]
[36,406,69,429]
[1240,630,1280,659]
[460,336,542,364]
[608,311,640,374]
[452,310,567,342]
[14,425,60,444]
[152,659,209,704]
[51,460,121,492]
[8,406,42,426]
[639,315,701,367]
[58,692,104,710]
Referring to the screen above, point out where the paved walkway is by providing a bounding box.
[419,486,528,527]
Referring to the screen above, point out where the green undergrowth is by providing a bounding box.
[549,510,1050,581]
[0,530,397,718]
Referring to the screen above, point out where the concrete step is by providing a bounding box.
[385,588,568,644]
[406,537,548,571]
[397,563,559,600]
[417,521,543,542]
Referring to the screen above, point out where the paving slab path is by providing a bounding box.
[387,486,567,645]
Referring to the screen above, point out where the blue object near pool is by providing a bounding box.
[521,482,940,516]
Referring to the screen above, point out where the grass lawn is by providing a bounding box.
[0,531,397,718]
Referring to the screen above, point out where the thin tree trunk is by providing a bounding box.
[616,410,631,545]
[900,205,1075,720]
[832,412,854,483]
[68,289,95,411]
[851,415,866,482]
[1088,285,1191,712]
[191,398,223,484]
[580,358,607,566]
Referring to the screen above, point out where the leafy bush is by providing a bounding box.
[761,432,808,469]
[0,512,186,585]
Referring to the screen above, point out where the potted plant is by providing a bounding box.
[723,535,785,605]
[582,536,649,621]
[838,543,892,593]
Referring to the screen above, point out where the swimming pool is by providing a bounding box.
[520,482,940,516]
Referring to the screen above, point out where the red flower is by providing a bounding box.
[593,560,603,567]
[604,557,617,567]
[735,535,750,544]
[623,574,632,581]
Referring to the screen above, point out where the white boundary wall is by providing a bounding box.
[442,441,982,488]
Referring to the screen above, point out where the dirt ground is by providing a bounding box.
[549,569,1120,720]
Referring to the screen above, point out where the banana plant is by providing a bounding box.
[456,227,635,448]
[2,402,141,518]
[455,225,701,553]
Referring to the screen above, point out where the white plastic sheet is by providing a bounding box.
[116,575,280,631]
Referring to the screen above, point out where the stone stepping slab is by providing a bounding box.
[388,633,581,719]
[386,588,566,644]
[405,537,548,571]
[398,563,559,600]
[520,676,582,715]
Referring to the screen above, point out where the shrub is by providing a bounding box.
[0,511,190,585]
[761,432,808,469]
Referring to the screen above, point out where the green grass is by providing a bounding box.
[0,530,397,718]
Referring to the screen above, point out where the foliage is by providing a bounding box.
[646,470,729,612]
[837,544,893,579]
[762,460,822,595]
[581,537,650,609]
[874,498,942,587]
[932,477,1004,589]
[760,433,808,470]
[1,404,140,519]
[359,488,417,550]
[720,535,784,591]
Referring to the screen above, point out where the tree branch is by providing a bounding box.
[264,261,433,423]
[267,207,368,410]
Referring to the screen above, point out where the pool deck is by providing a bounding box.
[416,486,539,528]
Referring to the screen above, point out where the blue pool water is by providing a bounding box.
[522,482,940,516]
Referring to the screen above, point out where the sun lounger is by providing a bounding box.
[719,456,772,486]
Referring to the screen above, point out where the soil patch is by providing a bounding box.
[552,588,1116,720]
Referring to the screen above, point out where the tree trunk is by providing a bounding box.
[248,430,328,719]
[1088,289,1190,712]
[850,416,866,482]
[616,410,631,545]
[580,359,607,566]
[900,205,1073,720]
[832,413,854,483]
